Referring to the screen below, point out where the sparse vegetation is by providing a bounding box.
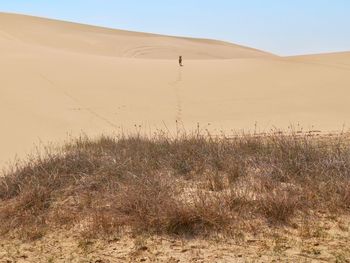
[0,131,350,241]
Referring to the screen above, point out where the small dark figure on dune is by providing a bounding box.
[179,56,183,66]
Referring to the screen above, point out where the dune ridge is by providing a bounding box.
[0,12,274,59]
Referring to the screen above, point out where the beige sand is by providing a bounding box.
[1,12,350,166]
[1,216,350,262]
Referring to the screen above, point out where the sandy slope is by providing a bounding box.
[1,12,350,166]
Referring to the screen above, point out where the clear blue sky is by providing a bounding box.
[1,0,349,55]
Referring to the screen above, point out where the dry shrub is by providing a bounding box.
[259,188,300,224]
[0,131,349,240]
[86,174,231,237]
[115,173,177,233]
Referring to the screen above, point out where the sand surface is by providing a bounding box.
[1,13,350,166]
[1,216,350,262]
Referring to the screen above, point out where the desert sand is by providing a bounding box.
[1,12,350,166]
[1,218,350,262]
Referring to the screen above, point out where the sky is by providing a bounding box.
[0,0,349,56]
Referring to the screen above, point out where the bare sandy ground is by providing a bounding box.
[1,216,349,262]
[1,12,350,165]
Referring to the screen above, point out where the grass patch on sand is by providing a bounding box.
[0,131,349,240]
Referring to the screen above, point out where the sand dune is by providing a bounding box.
[0,13,273,59]
[287,51,350,71]
[1,12,350,165]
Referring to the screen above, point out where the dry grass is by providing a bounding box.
[0,131,349,240]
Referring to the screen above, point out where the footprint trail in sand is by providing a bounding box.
[169,67,184,123]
